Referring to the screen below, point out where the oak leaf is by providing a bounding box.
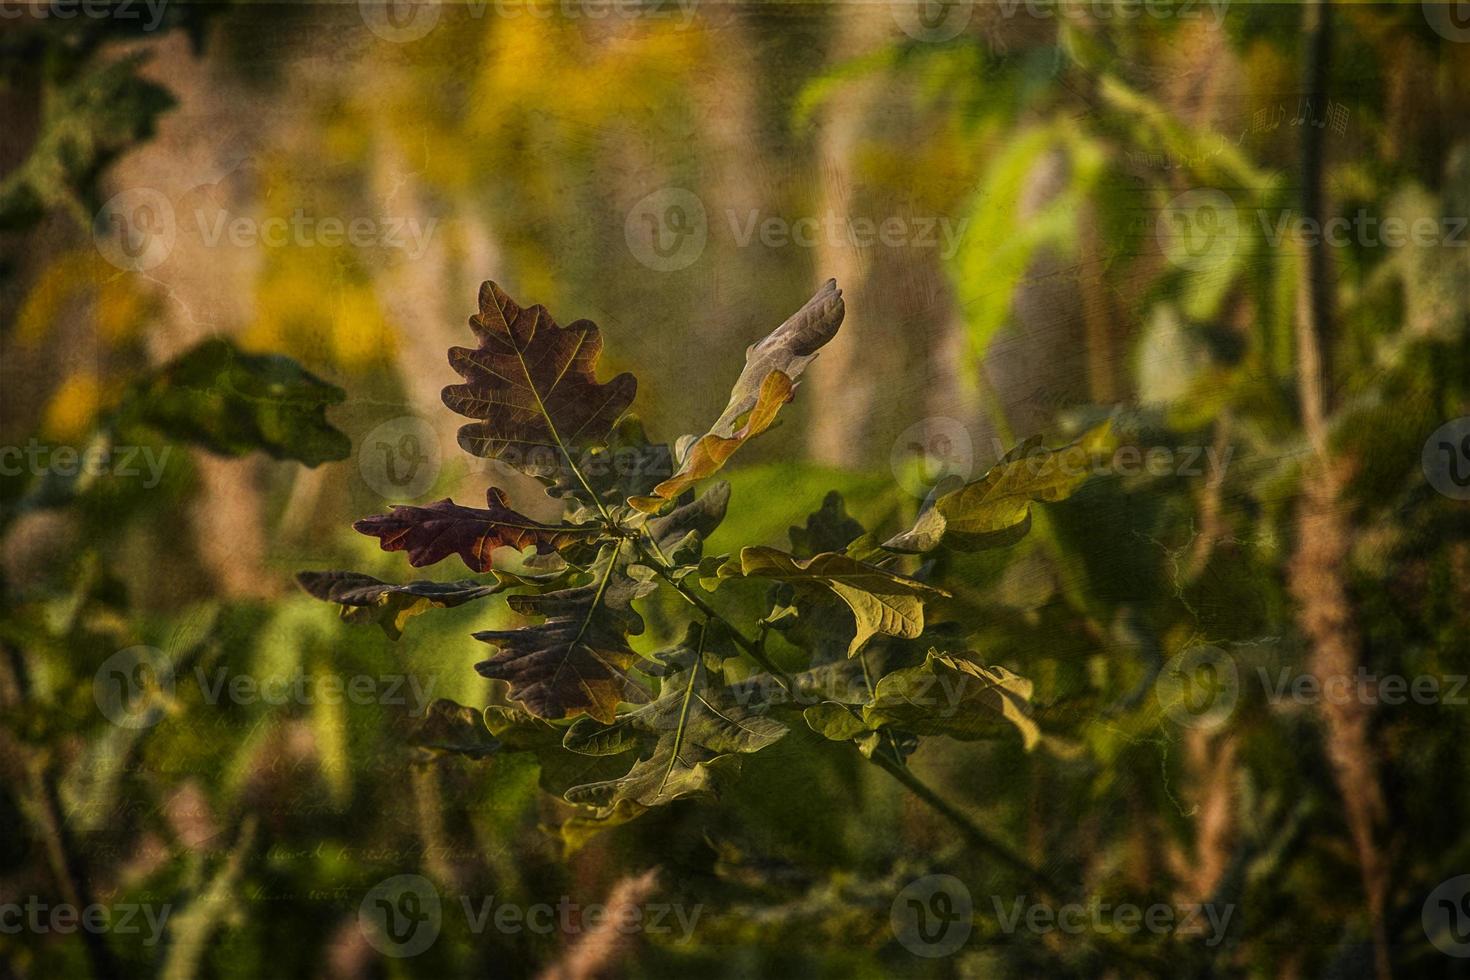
[473,544,656,723]
[884,422,1115,553]
[353,487,597,573]
[736,546,950,657]
[442,281,637,482]
[561,625,786,809]
[295,570,506,639]
[863,651,1040,750]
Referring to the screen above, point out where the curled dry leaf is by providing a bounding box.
[630,280,844,512]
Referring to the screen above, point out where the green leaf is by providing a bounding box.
[482,704,634,797]
[694,554,732,592]
[730,659,870,712]
[118,339,350,466]
[884,422,1115,553]
[630,281,844,512]
[562,625,786,810]
[948,125,1098,366]
[735,546,949,657]
[863,651,1040,750]
[442,281,637,486]
[295,570,508,640]
[473,544,656,723]
[803,702,873,742]
[549,799,648,856]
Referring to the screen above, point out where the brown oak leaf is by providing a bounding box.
[474,545,655,723]
[442,281,637,482]
[354,487,596,573]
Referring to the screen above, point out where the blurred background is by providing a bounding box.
[2,1,1468,977]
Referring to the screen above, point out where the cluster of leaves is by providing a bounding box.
[300,279,1111,836]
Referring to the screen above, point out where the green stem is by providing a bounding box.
[659,623,704,796]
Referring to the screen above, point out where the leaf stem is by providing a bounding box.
[659,624,703,796]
